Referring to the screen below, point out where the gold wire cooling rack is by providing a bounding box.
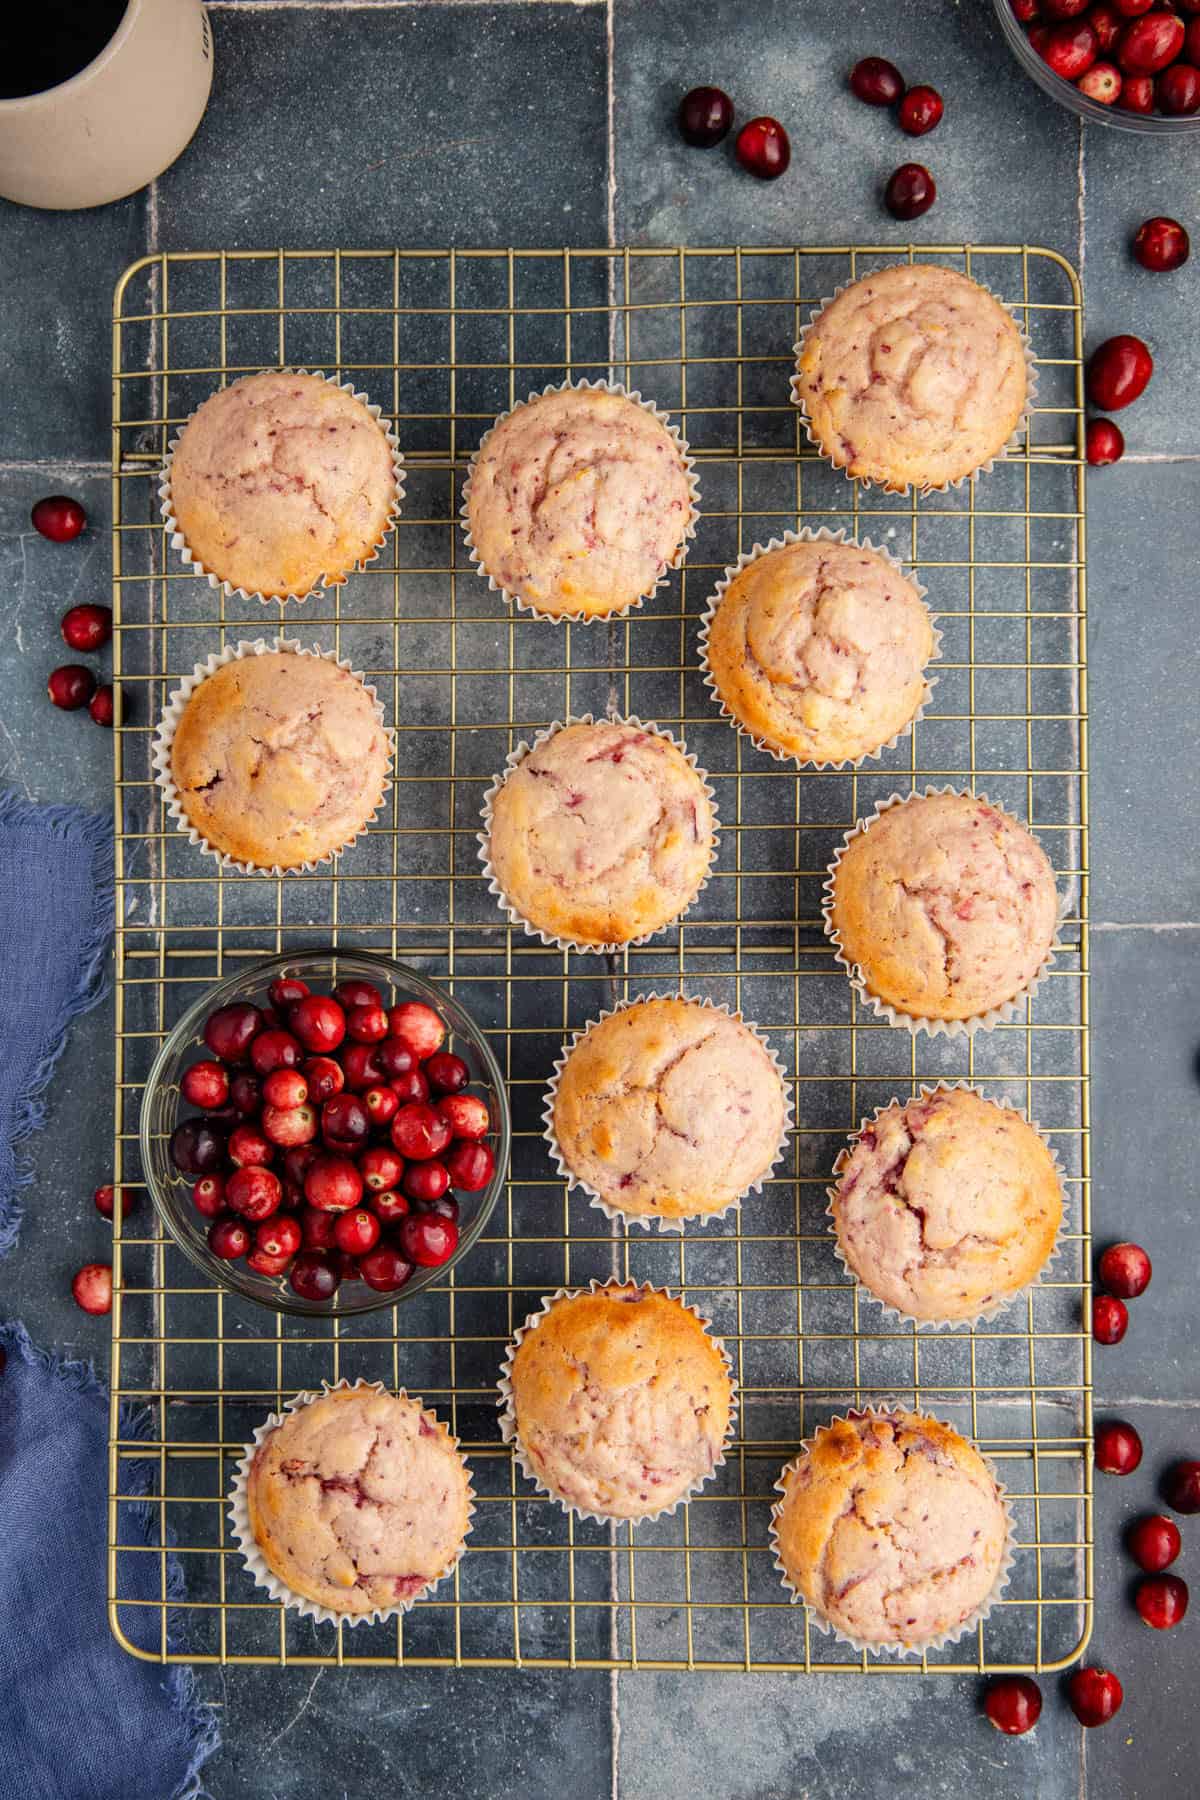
[106,244,1091,1673]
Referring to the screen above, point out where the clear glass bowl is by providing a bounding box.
[141,950,509,1317]
[993,0,1200,134]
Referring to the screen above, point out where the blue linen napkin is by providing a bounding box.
[0,791,219,1800]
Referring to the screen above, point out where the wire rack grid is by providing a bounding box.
[106,243,1091,1674]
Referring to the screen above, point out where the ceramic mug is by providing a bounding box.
[0,0,213,210]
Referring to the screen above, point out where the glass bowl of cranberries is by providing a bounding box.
[994,0,1200,133]
[140,951,510,1316]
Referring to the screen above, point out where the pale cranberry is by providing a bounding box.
[984,1675,1042,1734]
[288,1250,340,1301]
[289,994,346,1054]
[436,1093,490,1140]
[341,1042,386,1092]
[848,57,904,105]
[358,1245,414,1291]
[898,85,943,134]
[169,1118,225,1176]
[300,1205,338,1250]
[249,1028,302,1077]
[262,1067,307,1109]
[369,1188,410,1225]
[61,602,112,652]
[1136,1573,1188,1629]
[333,978,383,1011]
[94,1182,135,1219]
[378,1037,416,1079]
[48,664,95,711]
[333,1208,381,1256]
[391,1102,453,1161]
[1095,1419,1142,1475]
[191,1174,226,1219]
[347,1002,389,1044]
[402,1160,450,1204]
[1118,12,1184,72]
[72,1261,112,1314]
[1042,19,1098,77]
[399,1210,459,1267]
[425,1051,469,1096]
[676,85,734,147]
[734,116,790,179]
[1086,418,1125,466]
[268,975,309,1010]
[180,1060,229,1110]
[1089,2,1123,50]
[247,1246,291,1277]
[208,1216,249,1260]
[304,1154,363,1213]
[1127,1514,1182,1572]
[883,162,935,220]
[228,1124,273,1168]
[261,1102,318,1148]
[360,1144,404,1192]
[303,1055,344,1103]
[363,1084,398,1128]
[445,1140,495,1193]
[225,1166,282,1222]
[1093,1293,1129,1343]
[321,1093,370,1151]
[1157,62,1200,111]
[203,1002,262,1063]
[389,1069,430,1106]
[1117,71,1155,108]
[1087,336,1152,411]
[1163,1460,1200,1514]
[388,1001,445,1061]
[1078,60,1121,100]
[1067,1666,1123,1727]
[1097,1241,1151,1296]
[256,1215,302,1259]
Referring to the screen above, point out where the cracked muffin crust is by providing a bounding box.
[827,791,1059,1025]
[168,649,390,870]
[244,1386,473,1616]
[483,720,716,949]
[464,385,695,618]
[793,265,1029,493]
[702,535,936,765]
[503,1283,733,1519]
[771,1410,1009,1648]
[167,370,398,598]
[831,1086,1062,1323]
[549,996,788,1224]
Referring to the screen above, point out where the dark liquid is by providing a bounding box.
[0,0,129,101]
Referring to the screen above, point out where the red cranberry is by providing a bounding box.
[1093,1293,1129,1343]
[849,56,905,105]
[391,1102,453,1161]
[191,1174,226,1218]
[358,1245,414,1292]
[303,1056,344,1103]
[1189,17,1200,59]
[1041,19,1098,77]
[208,1216,250,1261]
[677,84,734,147]
[362,1084,398,1128]
[1163,1459,1200,1514]
[399,1210,459,1267]
[60,602,112,653]
[425,1051,469,1096]
[333,1207,381,1256]
[256,1215,302,1259]
[225,1166,282,1222]
[347,1003,389,1044]
[228,1124,273,1169]
[300,1205,338,1249]
[283,1143,321,1188]
[734,115,790,180]
[898,84,943,134]
[268,975,309,1010]
[984,1675,1043,1734]
[341,1042,386,1092]
[289,994,346,1054]
[1118,71,1156,108]
[420,1194,459,1223]
[444,1139,496,1193]
[71,1261,112,1314]
[1157,61,1200,110]
[288,1250,340,1301]
[180,1060,229,1110]
[360,1144,404,1192]
[229,1071,262,1115]
[369,1188,410,1225]
[1183,0,1200,13]
[1043,0,1090,13]
[437,1093,490,1140]
[94,1182,135,1220]
[1095,1419,1142,1475]
[249,1029,302,1077]
[333,978,383,1011]
[203,1002,262,1064]
[1119,12,1184,72]
[1078,59,1121,100]
[389,1069,430,1106]
[1067,1666,1123,1727]
[1097,1241,1151,1297]
[321,1093,370,1151]
[305,1154,363,1213]
[402,1160,450,1204]
[47,664,95,711]
[378,1037,416,1079]
[169,1118,225,1176]
[261,1102,318,1148]
[88,683,115,728]
[1112,0,1156,13]
[32,495,87,541]
[1086,418,1125,466]
[388,1001,445,1061]
[1137,1573,1189,1629]
[1088,336,1152,411]
[262,1067,307,1109]
[1010,0,1040,20]
[884,162,935,220]
[1089,1,1123,49]
[247,1246,291,1277]
[1127,1514,1182,1572]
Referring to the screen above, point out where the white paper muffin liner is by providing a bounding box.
[497,1279,738,1526]
[826,1081,1067,1331]
[477,713,719,955]
[151,636,395,876]
[821,786,1066,1038]
[696,526,943,770]
[459,377,701,623]
[768,1405,1016,1659]
[789,270,1039,496]
[542,992,794,1233]
[158,367,407,606]
[227,1379,476,1629]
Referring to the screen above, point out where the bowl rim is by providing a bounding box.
[992,0,1200,134]
[139,948,511,1317]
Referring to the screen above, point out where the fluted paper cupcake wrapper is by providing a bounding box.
[542,992,794,1233]
[789,272,1039,497]
[158,367,407,606]
[497,1279,739,1527]
[227,1379,476,1629]
[825,1081,1068,1331]
[477,714,719,955]
[696,527,942,770]
[151,636,395,876]
[459,377,701,623]
[821,786,1067,1038]
[768,1405,1016,1659]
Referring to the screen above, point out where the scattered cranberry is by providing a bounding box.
[1136,1573,1188,1630]
[1078,60,1121,101]
[333,1208,381,1256]
[677,85,734,147]
[225,1166,282,1222]
[341,1042,386,1092]
[369,1188,410,1225]
[228,1123,273,1169]
[288,1249,340,1301]
[399,1210,458,1267]
[191,1174,226,1218]
[321,1093,370,1151]
[71,1261,112,1314]
[1133,217,1190,274]
[93,1183,135,1220]
[360,1144,404,1193]
[389,1069,430,1106]
[180,1060,229,1111]
[262,1067,307,1110]
[735,116,790,180]
[402,1160,450,1205]
[1089,2,1123,51]
[437,1093,490,1140]
[425,1052,469,1096]
[1097,1241,1152,1297]
[1087,335,1152,411]
[256,1215,302,1259]
[261,1102,318,1148]
[883,162,935,220]
[60,603,112,653]
[347,1003,389,1044]
[1093,1293,1129,1343]
[333,978,383,1011]
[300,1206,338,1250]
[88,683,115,728]
[229,1072,262,1115]
[1095,1419,1143,1475]
[984,1675,1043,1735]
[358,1245,414,1292]
[47,664,95,711]
[378,1038,416,1079]
[169,1118,225,1176]
[268,975,309,1010]
[1041,19,1098,78]
[249,1029,302,1077]
[1163,1460,1200,1514]
[849,56,905,105]
[1118,12,1184,73]
[32,495,86,542]
[391,1102,453,1161]
[1127,1514,1182,1572]
[1067,1666,1123,1728]
[388,1002,445,1061]
[898,84,943,134]
[1086,418,1125,466]
[289,993,346,1054]
[303,1055,344,1103]
[444,1140,496,1193]
[1157,61,1200,111]
[1118,71,1156,109]
[203,1002,262,1064]
[362,1084,399,1128]
[208,1217,249,1261]
[304,1154,363,1213]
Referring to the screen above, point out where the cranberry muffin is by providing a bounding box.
[830,1087,1062,1323]
[549,996,788,1226]
[463,384,696,618]
[165,370,399,599]
[482,718,716,949]
[771,1410,1009,1649]
[701,534,936,765]
[825,791,1059,1027]
[164,646,390,870]
[243,1385,473,1616]
[502,1284,733,1520]
[792,265,1029,493]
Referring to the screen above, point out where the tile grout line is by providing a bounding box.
[1091,921,1200,932]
